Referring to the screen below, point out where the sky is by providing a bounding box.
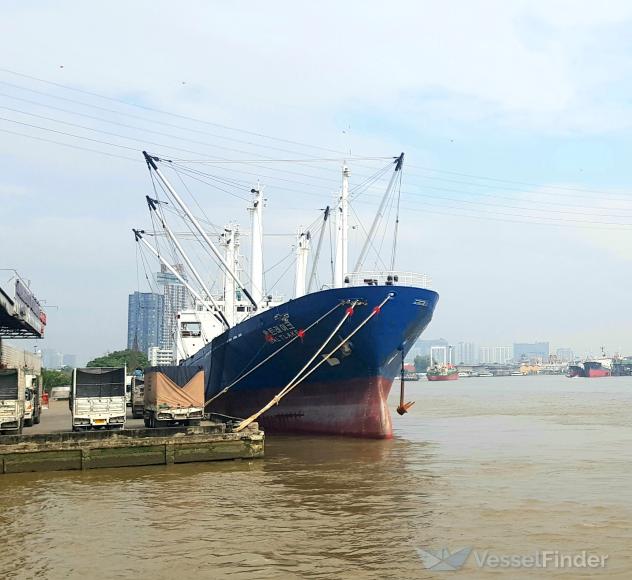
[2,0,632,363]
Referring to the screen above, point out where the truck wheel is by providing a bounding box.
[143,417,151,428]
[188,419,201,427]
[34,413,41,425]
[24,418,33,427]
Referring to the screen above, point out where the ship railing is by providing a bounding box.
[345,271,432,289]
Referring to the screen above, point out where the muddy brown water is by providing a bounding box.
[1,376,631,579]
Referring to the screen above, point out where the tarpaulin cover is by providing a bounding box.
[144,367,204,408]
[75,367,126,398]
[145,366,203,386]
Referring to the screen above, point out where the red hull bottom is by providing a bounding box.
[585,369,611,378]
[223,376,395,439]
[427,373,459,381]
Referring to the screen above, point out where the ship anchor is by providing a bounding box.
[396,349,415,415]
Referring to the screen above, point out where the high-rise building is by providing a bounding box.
[556,348,574,362]
[156,265,188,353]
[455,341,477,364]
[478,346,492,364]
[513,342,549,363]
[478,345,513,364]
[494,346,513,364]
[413,338,449,357]
[42,349,64,369]
[62,354,77,368]
[127,292,164,355]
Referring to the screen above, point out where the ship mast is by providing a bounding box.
[143,151,257,311]
[145,196,229,329]
[221,224,240,327]
[307,206,330,293]
[354,153,404,273]
[294,228,311,298]
[333,164,350,288]
[248,185,264,307]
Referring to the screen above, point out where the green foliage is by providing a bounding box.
[42,368,71,393]
[414,355,430,373]
[86,349,148,371]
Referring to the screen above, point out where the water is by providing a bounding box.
[1,376,631,579]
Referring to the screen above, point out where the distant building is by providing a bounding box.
[556,348,574,362]
[156,264,188,354]
[478,346,492,364]
[42,349,63,369]
[513,342,549,363]
[494,346,513,365]
[414,338,449,357]
[455,341,477,364]
[478,345,513,364]
[127,292,164,355]
[148,346,174,366]
[62,354,77,368]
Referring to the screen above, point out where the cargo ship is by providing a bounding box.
[567,360,612,378]
[135,152,438,438]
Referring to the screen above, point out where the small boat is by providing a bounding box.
[426,365,459,381]
[510,371,523,376]
[426,345,459,381]
[477,371,493,377]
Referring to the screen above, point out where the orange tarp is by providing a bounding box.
[144,370,204,408]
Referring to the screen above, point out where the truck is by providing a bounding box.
[23,373,42,427]
[70,367,127,431]
[131,376,145,419]
[144,366,204,428]
[0,368,25,434]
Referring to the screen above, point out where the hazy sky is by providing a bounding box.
[2,0,632,363]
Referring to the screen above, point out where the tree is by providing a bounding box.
[86,349,149,371]
[42,368,71,393]
[414,355,430,373]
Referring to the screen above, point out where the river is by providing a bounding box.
[1,375,631,578]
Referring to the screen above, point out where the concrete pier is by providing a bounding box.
[0,400,264,474]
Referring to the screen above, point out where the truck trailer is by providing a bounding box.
[23,373,42,427]
[0,368,25,434]
[71,367,127,431]
[131,376,145,419]
[144,366,204,428]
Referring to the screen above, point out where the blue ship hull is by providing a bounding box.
[185,284,439,437]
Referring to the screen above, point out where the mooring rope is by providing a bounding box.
[204,302,344,409]
[234,293,394,432]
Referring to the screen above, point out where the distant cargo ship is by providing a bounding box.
[567,361,612,378]
[426,344,459,381]
[426,365,459,381]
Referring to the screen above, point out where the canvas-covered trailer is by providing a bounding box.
[143,366,204,428]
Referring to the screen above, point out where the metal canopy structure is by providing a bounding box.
[0,283,45,339]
